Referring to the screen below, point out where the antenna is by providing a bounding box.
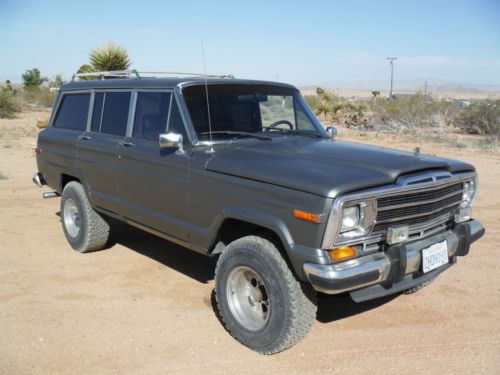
[201,39,214,153]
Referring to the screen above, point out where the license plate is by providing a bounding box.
[421,240,449,273]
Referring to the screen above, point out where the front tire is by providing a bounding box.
[60,181,109,253]
[215,236,317,354]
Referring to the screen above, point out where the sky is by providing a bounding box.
[1,0,499,89]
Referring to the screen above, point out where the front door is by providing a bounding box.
[115,91,190,241]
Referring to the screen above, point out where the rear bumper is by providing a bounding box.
[303,219,485,301]
[32,172,46,187]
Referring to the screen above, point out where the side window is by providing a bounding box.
[91,92,104,132]
[100,92,131,136]
[167,99,188,143]
[133,92,171,141]
[53,93,90,131]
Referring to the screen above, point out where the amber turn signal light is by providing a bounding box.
[293,210,320,223]
[328,246,357,262]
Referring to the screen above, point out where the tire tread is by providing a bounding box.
[215,235,317,354]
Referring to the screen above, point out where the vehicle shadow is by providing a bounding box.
[62,215,399,324]
[108,221,217,284]
[316,293,399,323]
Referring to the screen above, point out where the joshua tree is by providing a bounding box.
[371,90,381,107]
[77,42,131,79]
[316,87,325,97]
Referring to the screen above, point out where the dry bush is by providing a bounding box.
[21,87,56,108]
[455,100,499,141]
[0,92,21,118]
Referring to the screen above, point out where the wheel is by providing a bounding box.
[60,181,110,253]
[215,235,317,354]
[404,276,437,294]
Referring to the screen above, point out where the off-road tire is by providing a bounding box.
[215,235,317,354]
[404,276,437,294]
[60,181,109,253]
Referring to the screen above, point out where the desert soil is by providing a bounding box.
[1,110,499,374]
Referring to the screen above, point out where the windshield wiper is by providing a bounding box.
[199,131,272,141]
[263,128,326,138]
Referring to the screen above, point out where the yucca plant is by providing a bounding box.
[77,42,131,79]
[90,42,131,71]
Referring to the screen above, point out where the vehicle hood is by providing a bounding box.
[205,138,474,197]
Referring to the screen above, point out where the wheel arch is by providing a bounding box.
[208,206,305,278]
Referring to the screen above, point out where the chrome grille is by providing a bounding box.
[372,182,463,236]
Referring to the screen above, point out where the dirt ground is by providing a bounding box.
[1,110,499,374]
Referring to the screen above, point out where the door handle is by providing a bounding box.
[79,135,92,141]
[119,141,135,147]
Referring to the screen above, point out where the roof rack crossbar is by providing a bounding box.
[71,69,234,81]
[72,70,140,81]
[138,71,235,79]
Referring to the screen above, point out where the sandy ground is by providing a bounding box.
[1,110,499,374]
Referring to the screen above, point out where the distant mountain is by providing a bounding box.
[305,79,500,93]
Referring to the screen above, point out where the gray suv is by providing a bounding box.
[33,70,485,354]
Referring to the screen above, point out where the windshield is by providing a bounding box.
[182,84,326,141]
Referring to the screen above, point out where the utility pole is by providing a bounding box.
[386,57,397,99]
[424,80,428,97]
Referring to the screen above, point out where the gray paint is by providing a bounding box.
[36,77,476,280]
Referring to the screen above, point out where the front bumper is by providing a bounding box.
[303,219,485,302]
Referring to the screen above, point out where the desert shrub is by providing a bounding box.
[0,91,21,118]
[21,87,55,108]
[331,101,370,128]
[375,92,434,128]
[454,100,499,140]
[370,93,460,134]
[22,68,48,88]
[304,95,320,110]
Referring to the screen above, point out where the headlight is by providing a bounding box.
[456,177,477,223]
[336,199,377,243]
[462,179,476,205]
[340,206,359,232]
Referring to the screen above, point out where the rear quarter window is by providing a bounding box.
[53,93,90,131]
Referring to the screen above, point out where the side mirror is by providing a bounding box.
[159,133,184,152]
[326,125,337,139]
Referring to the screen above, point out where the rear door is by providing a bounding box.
[115,91,191,240]
[76,90,132,214]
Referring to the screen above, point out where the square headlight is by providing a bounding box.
[340,206,360,233]
[462,179,476,204]
[336,199,377,243]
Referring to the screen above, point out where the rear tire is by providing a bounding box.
[60,181,109,253]
[215,235,317,354]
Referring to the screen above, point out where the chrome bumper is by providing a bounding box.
[303,219,485,296]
